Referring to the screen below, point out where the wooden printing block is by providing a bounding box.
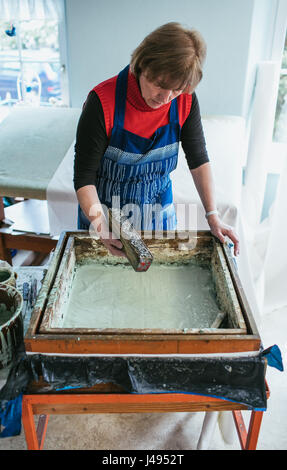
[108,208,153,272]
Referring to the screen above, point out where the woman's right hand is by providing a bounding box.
[100,232,127,258]
[91,216,127,258]
[75,187,127,258]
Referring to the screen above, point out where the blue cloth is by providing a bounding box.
[262,344,284,372]
[78,65,181,231]
[0,395,22,437]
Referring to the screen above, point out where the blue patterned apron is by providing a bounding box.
[78,65,181,231]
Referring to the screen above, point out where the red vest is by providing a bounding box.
[92,69,192,139]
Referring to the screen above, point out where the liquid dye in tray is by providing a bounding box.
[61,263,222,330]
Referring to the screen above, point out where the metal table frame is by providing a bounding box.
[22,384,269,450]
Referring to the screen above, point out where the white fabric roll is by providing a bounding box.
[197,412,219,450]
[46,140,78,236]
[172,115,246,231]
[242,61,280,230]
[218,411,236,445]
[263,156,287,313]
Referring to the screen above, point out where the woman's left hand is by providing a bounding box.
[207,214,240,256]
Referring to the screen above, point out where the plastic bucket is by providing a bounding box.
[0,284,23,369]
[0,260,17,287]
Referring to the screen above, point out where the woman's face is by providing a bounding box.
[139,72,184,109]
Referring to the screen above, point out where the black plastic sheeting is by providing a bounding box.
[0,344,283,438]
[1,349,267,407]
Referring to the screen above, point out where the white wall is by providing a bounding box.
[64,0,278,117]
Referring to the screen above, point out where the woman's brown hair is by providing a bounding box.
[130,22,207,93]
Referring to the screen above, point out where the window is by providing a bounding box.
[268,0,287,176]
[273,30,287,142]
[0,0,67,107]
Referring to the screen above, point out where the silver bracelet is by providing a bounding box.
[205,210,218,219]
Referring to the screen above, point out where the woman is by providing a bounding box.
[74,22,239,257]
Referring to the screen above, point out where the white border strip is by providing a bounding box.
[25,350,261,359]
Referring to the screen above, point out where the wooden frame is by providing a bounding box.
[22,382,270,450]
[24,230,261,355]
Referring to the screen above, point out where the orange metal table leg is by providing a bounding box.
[22,396,49,450]
[36,415,49,450]
[245,411,264,450]
[232,381,269,450]
[232,410,264,450]
[232,410,247,449]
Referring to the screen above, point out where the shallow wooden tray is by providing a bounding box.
[24,231,261,355]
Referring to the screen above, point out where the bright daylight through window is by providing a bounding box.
[274,30,287,142]
[0,18,62,106]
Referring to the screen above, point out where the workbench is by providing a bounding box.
[0,255,273,450]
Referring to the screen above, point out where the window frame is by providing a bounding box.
[0,0,69,107]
